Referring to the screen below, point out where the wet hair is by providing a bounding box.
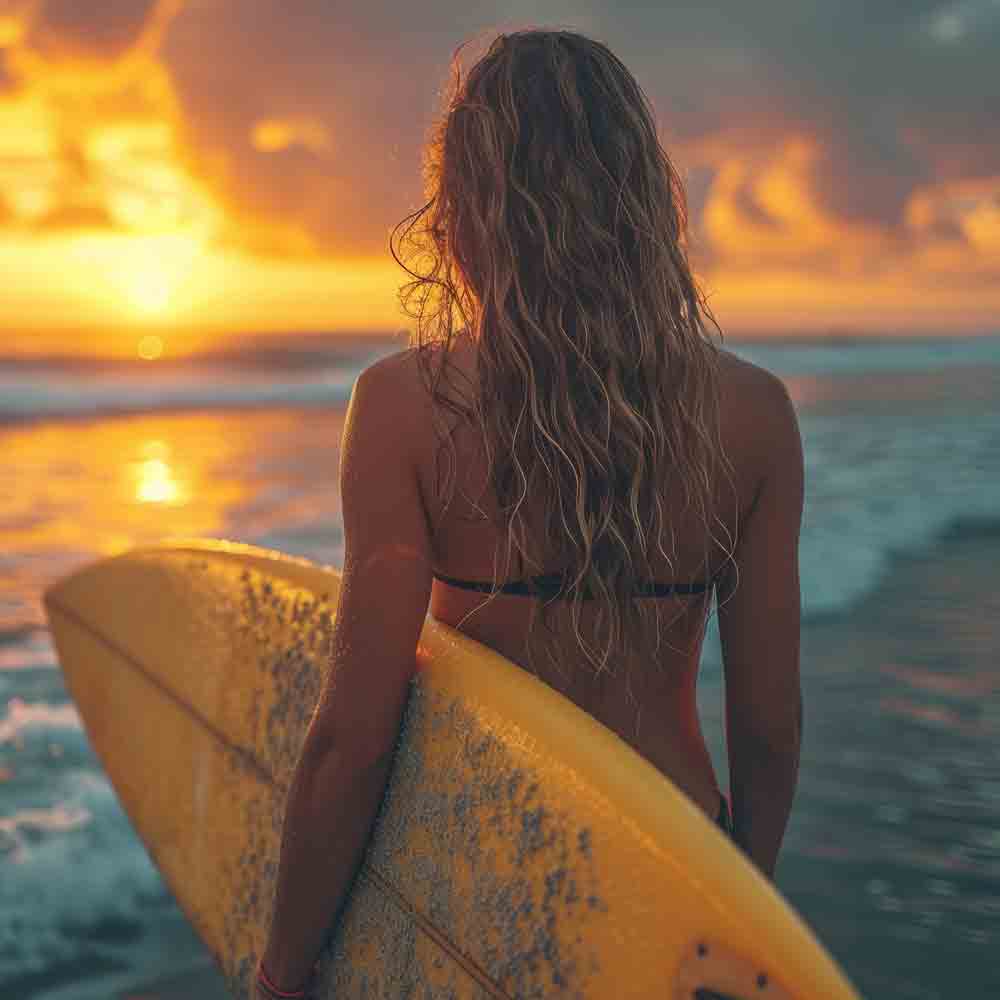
[391,26,737,683]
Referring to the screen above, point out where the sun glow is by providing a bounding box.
[125,267,172,315]
[68,231,208,321]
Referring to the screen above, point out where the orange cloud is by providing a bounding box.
[251,117,332,156]
[901,176,1000,283]
[681,127,1000,305]
[0,14,24,49]
[696,136,895,275]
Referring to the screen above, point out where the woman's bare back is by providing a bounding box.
[391,336,771,822]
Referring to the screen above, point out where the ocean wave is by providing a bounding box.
[730,334,1000,376]
[0,698,81,744]
[0,366,360,426]
[2,334,998,427]
[0,771,171,992]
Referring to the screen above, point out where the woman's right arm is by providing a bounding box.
[716,369,805,881]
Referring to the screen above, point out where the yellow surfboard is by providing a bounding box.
[43,539,861,999]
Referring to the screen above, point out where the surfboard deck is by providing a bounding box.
[43,538,861,999]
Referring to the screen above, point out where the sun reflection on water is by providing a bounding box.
[133,456,184,505]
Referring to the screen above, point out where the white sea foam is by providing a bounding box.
[0,698,81,744]
[0,769,168,987]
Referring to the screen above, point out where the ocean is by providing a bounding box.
[1,332,998,999]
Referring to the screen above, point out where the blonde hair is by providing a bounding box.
[390,27,737,682]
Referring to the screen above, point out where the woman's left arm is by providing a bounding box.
[257,356,435,995]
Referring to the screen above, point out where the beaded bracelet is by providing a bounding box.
[256,958,308,999]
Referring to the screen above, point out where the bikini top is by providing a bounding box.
[432,568,722,600]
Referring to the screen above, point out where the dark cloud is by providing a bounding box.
[923,216,967,243]
[804,118,930,229]
[679,164,717,226]
[161,0,529,255]
[25,0,163,62]
[730,184,782,230]
[155,1,1000,256]
[610,0,999,228]
[161,2,431,254]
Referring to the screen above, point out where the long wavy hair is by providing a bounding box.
[390,27,738,685]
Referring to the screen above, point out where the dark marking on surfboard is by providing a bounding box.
[318,680,607,998]
[220,563,607,999]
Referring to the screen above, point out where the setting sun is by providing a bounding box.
[137,335,165,360]
[66,232,207,322]
[124,268,172,316]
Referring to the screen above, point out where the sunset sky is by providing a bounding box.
[0,0,998,357]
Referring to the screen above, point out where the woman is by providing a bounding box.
[254,28,804,999]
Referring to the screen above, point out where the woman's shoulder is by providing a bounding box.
[359,343,435,389]
[368,338,777,387]
[717,347,792,423]
[362,338,476,415]
[715,348,801,501]
[362,335,471,380]
[718,346,778,387]
[361,340,786,437]
[355,344,454,449]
